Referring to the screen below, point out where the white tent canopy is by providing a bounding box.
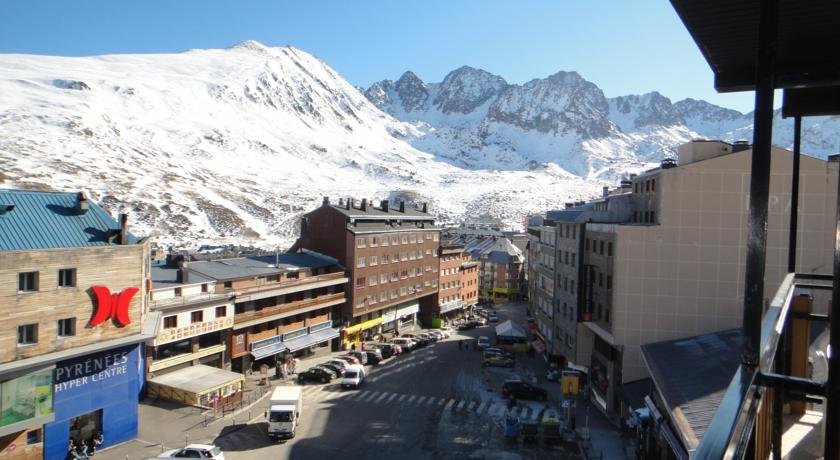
[495,320,527,340]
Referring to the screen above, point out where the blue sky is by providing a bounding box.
[0,1,763,112]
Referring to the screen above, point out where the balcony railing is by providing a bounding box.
[695,272,834,459]
[234,292,345,325]
[232,271,346,296]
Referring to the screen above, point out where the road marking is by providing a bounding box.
[438,397,447,406]
[456,400,466,411]
[519,407,531,419]
[467,401,477,411]
[445,399,455,409]
[374,392,390,403]
[416,396,429,405]
[424,397,435,406]
[407,395,418,404]
[346,390,366,400]
[386,393,399,404]
[363,391,381,402]
[397,394,408,402]
[476,402,487,413]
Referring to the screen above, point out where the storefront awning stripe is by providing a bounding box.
[251,342,288,359]
[283,328,340,352]
[344,317,383,335]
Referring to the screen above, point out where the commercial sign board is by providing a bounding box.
[282,327,307,342]
[89,286,138,327]
[156,317,234,345]
[251,334,282,351]
[0,367,53,429]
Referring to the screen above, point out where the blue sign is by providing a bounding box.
[251,334,282,351]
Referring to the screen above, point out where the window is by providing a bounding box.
[17,324,37,345]
[391,272,398,281]
[645,180,650,192]
[18,272,38,292]
[399,287,407,296]
[381,237,388,247]
[26,429,41,445]
[571,253,576,267]
[651,179,656,191]
[401,235,408,244]
[409,234,417,243]
[651,211,656,223]
[598,272,604,287]
[216,306,227,318]
[356,277,366,288]
[599,241,605,255]
[633,211,638,222]
[400,252,407,261]
[380,291,387,302]
[370,236,378,247]
[585,239,590,251]
[164,315,177,329]
[607,242,613,256]
[357,256,366,268]
[380,273,388,284]
[607,275,613,290]
[224,281,233,290]
[391,289,398,299]
[391,236,399,245]
[191,311,203,323]
[370,255,378,266]
[606,307,611,323]
[57,318,75,337]
[433,233,439,242]
[58,268,76,287]
[369,277,377,286]
[356,237,366,248]
[381,254,389,264]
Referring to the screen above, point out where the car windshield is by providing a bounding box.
[270,411,293,422]
[345,371,358,379]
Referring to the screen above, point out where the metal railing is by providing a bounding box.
[695,272,833,459]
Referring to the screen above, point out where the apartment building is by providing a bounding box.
[578,141,838,414]
[446,228,524,302]
[294,197,440,345]
[0,190,153,460]
[144,255,244,408]
[458,252,479,314]
[420,244,467,325]
[187,252,346,375]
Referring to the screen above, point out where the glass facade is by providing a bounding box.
[0,368,53,428]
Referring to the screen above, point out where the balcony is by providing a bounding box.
[151,292,230,311]
[234,292,345,327]
[233,272,347,299]
[695,273,834,459]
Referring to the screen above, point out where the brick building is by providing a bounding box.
[294,197,440,345]
[0,190,154,460]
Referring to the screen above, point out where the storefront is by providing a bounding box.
[380,301,419,335]
[281,321,340,359]
[342,317,383,347]
[43,344,143,460]
[147,365,244,408]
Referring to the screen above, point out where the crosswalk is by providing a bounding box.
[296,384,544,421]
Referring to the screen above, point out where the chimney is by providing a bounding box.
[361,198,367,211]
[76,192,89,214]
[602,186,609,197]
[399,201,405,212]
[381,200,389,212]
[422,202,427,213]
[322,196,330,206]
[346,197,351,210]
[119,213,129,245]
[339,197,344,206]
[176,258,189,283]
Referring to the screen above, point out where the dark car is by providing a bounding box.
[457,321,477,331]
[319,361,345,377]
[501,380,548,401]
[298,366,336,383]
[402,334,429,347]
[364,351,381,365]
[376,343,396,358]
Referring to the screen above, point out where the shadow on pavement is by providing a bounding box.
[213,422,275,452]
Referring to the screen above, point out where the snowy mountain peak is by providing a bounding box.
[609,91,683,131]
[393,71,429,112]
[228,40,272,52]
[433,66,508,114]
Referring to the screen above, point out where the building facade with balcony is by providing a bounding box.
[186,252,346,375]
[0,190,154,460]
[144,256,244,408]
[294,197,440,344]
[576,141,838,415]
[420,244,467,325]
[458,253,479,314]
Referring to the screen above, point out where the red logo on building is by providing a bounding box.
[89,286,138,327]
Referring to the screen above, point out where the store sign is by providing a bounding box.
[282,328,307,341]
[251,335,282,351]
[54,350,129,393]
[157,317,234,345]
[309,321,332,333]
[89,286,138,327]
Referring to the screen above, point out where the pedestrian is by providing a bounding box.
[458,340,463,350]
[351,342,356,352]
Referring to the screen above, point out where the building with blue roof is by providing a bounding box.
[0,189,154,459]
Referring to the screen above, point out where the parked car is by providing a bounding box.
[364,351,382,365]
[417,332,436,343]
[158,444,224,459]
[363,346,383,360]
[341,364,366,389]
[390,337,415,351]
[375,343,397,358]
[482,354,515,368]
[319,361,345,377]
[428,328,451,339]
[347,351,368,365]
[484,347,513,359]
[402,334,428,347]
[298,366,336,383]
[338,355,361,365]
[501,380,548,401]
[488,313,499,323]
[426,330,445,341]
[457,321,478,331]
[476,336,491,350]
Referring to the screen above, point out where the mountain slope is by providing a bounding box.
[0,42,600,248]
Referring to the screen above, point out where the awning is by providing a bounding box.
[282,327,340,352]
[251,341,287,360]
[148,364,244,397]
[344,317,383,335]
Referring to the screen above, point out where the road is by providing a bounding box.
[209,303,570,459]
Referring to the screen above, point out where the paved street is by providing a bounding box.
[99,302,623,459]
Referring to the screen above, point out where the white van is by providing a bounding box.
[341,363,366,389]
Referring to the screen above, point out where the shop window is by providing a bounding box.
[216,306,227,318]
[163,315,177,329]
[58,268,76,287]
[57,318,76,337]
[17,324,38,345]
[18,272,38,292]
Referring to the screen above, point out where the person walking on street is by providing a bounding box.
[458,340,463,350]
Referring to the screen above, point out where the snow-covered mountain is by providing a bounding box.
[366,69,840,177]
[0,42,600,249]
